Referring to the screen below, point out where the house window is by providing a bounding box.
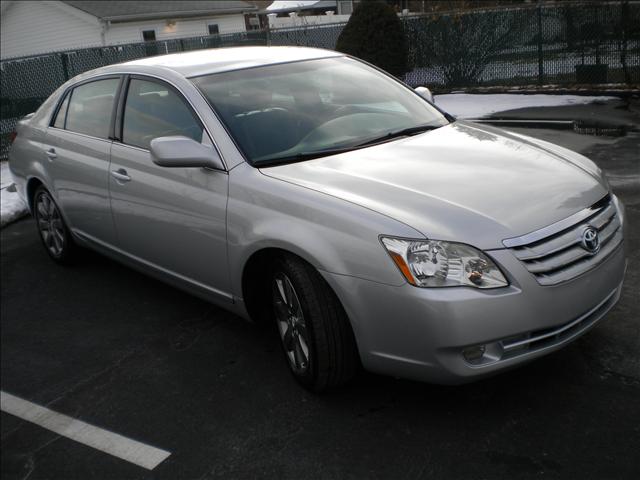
[247,16,260,30]
[338,1,354,15]
[208,24,219,35]
[142,30,156,42]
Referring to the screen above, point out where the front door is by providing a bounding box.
[109,77,231,302]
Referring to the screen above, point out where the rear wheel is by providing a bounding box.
[33,186,76,263]
[271,255,358,391]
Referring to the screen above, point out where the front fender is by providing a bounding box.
[226,163,423,298]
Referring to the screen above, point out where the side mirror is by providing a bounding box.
[415,86,434,104]
[150,136,225,170]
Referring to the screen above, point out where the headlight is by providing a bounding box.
[381,237,508,288]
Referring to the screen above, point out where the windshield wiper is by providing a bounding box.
[256,124,443,167]
[256,145,363,167]
[355,123,442,147]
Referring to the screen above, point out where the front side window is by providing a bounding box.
[65,78,119,139]
[208,24,219,35]
[191,57,448,165]
[122,78,203,150]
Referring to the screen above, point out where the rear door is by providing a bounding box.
[44,76,121,246]
[109,76,231,302]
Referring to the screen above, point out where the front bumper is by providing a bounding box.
[320,242,626,384]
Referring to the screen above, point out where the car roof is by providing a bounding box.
[118,46,343,78]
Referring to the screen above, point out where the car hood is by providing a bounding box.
[260,121,608,249]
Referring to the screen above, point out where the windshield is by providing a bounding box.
[191,57,448,166]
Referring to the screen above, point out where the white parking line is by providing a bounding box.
[0,391,171,470]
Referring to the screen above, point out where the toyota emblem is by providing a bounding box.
[581,226,600,254]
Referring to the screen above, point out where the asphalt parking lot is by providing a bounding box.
[2,101,639,479]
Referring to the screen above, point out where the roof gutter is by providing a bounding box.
[104,8,258,23]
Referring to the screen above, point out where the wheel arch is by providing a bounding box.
[25,176,45,213]
[25,176,73,233]
[240,245,326,324]
[240,245,362,373]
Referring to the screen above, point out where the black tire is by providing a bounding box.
[33,186,77,264]
[271,254,359,391]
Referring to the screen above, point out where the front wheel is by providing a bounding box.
[271,255,358,391]
[33,186,77,263]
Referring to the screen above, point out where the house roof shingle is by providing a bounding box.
[63,1,257,22]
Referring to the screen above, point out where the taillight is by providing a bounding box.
[9,131,17,144]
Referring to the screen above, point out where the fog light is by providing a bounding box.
[463,345,486,363]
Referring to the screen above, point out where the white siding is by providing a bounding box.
[104,15,247,45]
[0,1,247,60]
[0,1,102,59]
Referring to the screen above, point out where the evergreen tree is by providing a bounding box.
[335,0,409,77]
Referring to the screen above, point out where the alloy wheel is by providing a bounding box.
[35,191,65,257]
[273,272,310,374]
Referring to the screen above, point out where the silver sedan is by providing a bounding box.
[8,47,626,391]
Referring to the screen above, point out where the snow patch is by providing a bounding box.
[1,162,28,228]
[434,93,618,119]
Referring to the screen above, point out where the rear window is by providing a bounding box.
[52,93,70,129]
[64,78,119,139]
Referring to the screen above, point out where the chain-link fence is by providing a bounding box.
[404,1,640,87]
[2,1,639,158]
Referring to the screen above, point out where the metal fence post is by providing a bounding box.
[60,52,70,80]
[621,0,630,84]
[537,1,544,85]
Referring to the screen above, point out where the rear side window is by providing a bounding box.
[52,93,70,129]
[122,78,203,150]
[65,78,120,139]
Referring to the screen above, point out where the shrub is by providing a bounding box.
[335,0,409,78]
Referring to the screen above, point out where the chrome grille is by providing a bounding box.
[504,196,623,286]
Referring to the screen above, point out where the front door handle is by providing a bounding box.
[111,168,131,183]
[45,148,57,160]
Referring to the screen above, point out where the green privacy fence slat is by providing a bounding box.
[2,2,638,158]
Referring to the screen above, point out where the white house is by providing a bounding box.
[265,1,355,28]
[266,1,357,15]
[0,1,259,60]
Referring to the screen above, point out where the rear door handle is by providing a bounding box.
[111,168,131,183]
[45,148,57,160]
